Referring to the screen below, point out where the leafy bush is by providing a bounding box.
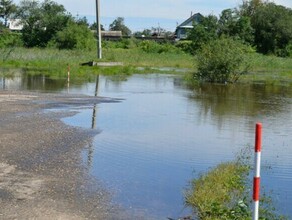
[139,40,179,54]
[103,38,136,49]
[175,40,194,54]
[53,22,95,50]
[195,37,250,83]
[277,42,292,57]
[0,30,22,48]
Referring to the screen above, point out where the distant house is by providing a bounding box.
[8,19,23,31]
[101,31,123,40]
[101,31,122,37]
[175,13,203,40]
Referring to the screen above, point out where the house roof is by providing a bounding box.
[177,13,204,28]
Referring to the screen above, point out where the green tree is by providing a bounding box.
[133,29,151,37]
[75,16,89,27]
[233,16,254,44]
[239,0,263,17]
[53,21,95,50]
[188,15,219,53]
[141,28,151,37]
[0,0,17,26]
[89,22,104,31]
[251,3,292,56]
[109,17,131,36]
[218,8,254,44]
[218,9,237,36]
[17,0,70,47]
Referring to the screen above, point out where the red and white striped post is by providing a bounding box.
[253,123,262,220]
[67,64,70,83]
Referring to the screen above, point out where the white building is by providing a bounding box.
[8,19,23,31]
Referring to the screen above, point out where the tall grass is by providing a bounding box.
[103,47,194,68]
[185,162,250,220]
[240,53,292,85]
[0,46,291,84]
[184,148,288,220]
[0,47,194,76]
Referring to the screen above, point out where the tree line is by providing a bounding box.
[187,0,292,57]
[0,0,292,57]
[0,0,134,49]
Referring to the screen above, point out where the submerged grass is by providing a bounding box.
[185,161,250,220]
[185,148,288,220]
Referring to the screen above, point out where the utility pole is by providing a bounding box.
[95,0,102,59]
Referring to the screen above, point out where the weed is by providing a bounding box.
[184,147,288,220]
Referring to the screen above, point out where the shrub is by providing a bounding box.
[175,40,194,54]
[103,38,136,49]
[53,22,95,50]
[195,37,250,83]
[277,42,292,57]
[139,40,179,54]
[0,30,22,48]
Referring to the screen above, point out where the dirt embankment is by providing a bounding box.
[0,91,129,220]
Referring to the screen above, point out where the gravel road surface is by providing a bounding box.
[0,91,133,220]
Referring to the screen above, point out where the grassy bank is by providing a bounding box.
[0,47,291,84]
[185,151,287,220]
[240,53,292,85]
[0,47,193,75]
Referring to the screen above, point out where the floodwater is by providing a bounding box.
[1,71,292,219]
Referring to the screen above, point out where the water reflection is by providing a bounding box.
[188,83,291,130]
[87,75,100,168]
[0,68,99,92]
[190,83,291,116]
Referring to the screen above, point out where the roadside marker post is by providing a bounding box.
[67,64,70,83]
[253,123,262,220]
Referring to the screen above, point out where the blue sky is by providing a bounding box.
[13,0,292,32]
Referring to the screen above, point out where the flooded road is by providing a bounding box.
[1,71,292,219]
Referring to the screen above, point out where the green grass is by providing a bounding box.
[102,47,194,68]
[185,162,250,220]
[184,149,288,220]
[240,53,292,85]
[0,47,291,85]
[0,47,194,73]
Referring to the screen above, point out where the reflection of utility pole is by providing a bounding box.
[91,104,97,129]
[88,75,100,168]
[2,77,5,90]
[91,75,99,129]
[94,75,99,97]
[89,103,97,167]
[96,0,102,59]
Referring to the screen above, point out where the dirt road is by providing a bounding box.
[0,91,129,219]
